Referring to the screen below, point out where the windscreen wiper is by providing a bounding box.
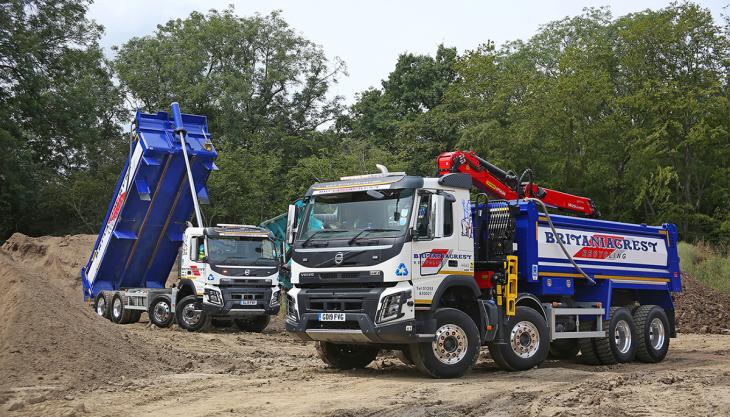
[348,228,400,245]
[302,229,348,247]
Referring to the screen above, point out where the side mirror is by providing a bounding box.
[286,204,298,245]
[432,195,446,238]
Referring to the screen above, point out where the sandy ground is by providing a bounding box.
[1,233,729,417]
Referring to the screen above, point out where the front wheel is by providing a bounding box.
[488,306,549,371]
[316,342,380,370]
[176,296,210,332]
[409,308,480,378]
[233,315,271,332]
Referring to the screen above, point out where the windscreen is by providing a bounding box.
[206,237,277,266]
[298,188,414,242]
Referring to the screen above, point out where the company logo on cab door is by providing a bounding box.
[544,231,659,260]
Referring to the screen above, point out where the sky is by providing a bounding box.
[87,0,728,104]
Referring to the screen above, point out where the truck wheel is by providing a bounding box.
[594,307,637,364]
[148,296,174,328]
[578,319,602,365]
[94,292,111,319]
[409,308,480,378]
[395,348,414,366]
[633,305,670,363]
[176,295,210,332]
[111,293,133,324]
[316,342,380,370]
[233,315,271,332]
[488,306,549,371]
[549,339,579,359]
[127,310,142,324]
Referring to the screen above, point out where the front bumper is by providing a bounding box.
[203,285,280,316]
[286,287,435,344]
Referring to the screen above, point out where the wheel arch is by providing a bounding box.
[516,293,546,320]
[176,279,197,303]
[430,276,486,339]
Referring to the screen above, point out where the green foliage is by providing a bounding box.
[0,0,125,239]
[678,242,730,293]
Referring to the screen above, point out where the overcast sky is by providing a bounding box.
[88,0,727,104]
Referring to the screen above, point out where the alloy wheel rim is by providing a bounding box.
[649,317,665,350]
[113,298,122,318]
[614,319,632,354]
[182,303,201,327]
[510,321,540,359]
[432,324,468,364]
[96,298,106,316]
[154,301,170,323]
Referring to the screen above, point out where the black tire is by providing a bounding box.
[395,348,414,366]
[597,307,637,364]
[633,305,670,363]
[175,295,210,332]
[111,293,133,324]
[93,292,112,319]
[488,306,549,371]
[549,339,580,359]
[409,308,480,378]
[316,342,380,370]
[148,296,174,328]
[578,319,602,365]
[233,315,271,332]
[580,307,637,364]
[127,310,142,324]
[211,318,233,328]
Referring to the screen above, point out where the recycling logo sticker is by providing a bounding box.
[395,263,409,277]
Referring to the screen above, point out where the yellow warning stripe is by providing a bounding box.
[538,272,669,283]
[312,179,395,190]
[439,270,474,276]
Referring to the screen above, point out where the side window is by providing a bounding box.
[444,200,453,237]
[190,237,203,262]
[415,194,432,239]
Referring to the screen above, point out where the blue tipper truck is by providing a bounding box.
[82,103,281,332]
[282,153,681,378]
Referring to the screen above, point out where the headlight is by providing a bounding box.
[270,289,281,307]
[286,294,298,321]
[376,291,410,323]
[204,288,223,305]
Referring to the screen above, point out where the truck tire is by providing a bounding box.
[127,310,142,324]
[233,315,271,332]
[409,308,480,378]
[633,305,670,363]
[596,307,637,364]
[578,319,602,365]
[94,292,111,319]
[395,348,414,366]
[176,295,210,332]
[148,296,174,328]
[487,306,549,371]
[549,339,579,359]
[316,342,380,370]
[111,293,133,324]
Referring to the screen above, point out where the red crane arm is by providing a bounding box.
[436,150,598,217]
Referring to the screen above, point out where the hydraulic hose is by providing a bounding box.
[526,198,596,285]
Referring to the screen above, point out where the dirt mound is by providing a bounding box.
[674,273,730,334]
[0,233,177,393]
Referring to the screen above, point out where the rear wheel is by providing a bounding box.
[93,292,111,319]
[410,308,480,378]
[111,293,133,324]
[581,307,637,365]
[148,296,174,328]
[233,315,271,332]
[549,339,579,359]
[488,306,549,371]
[316,342,380,370]
[176,296,210,332]
[633,305,670,363]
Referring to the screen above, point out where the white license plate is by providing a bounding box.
[239,299,257,305]
[318,312,345,321]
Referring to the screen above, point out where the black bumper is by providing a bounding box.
[202,286,280,316]
[286,287,435,345]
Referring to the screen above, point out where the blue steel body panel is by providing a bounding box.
[80,109,217,300]
[478,200,681,316]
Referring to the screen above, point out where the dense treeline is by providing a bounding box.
[1,1,728,243]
